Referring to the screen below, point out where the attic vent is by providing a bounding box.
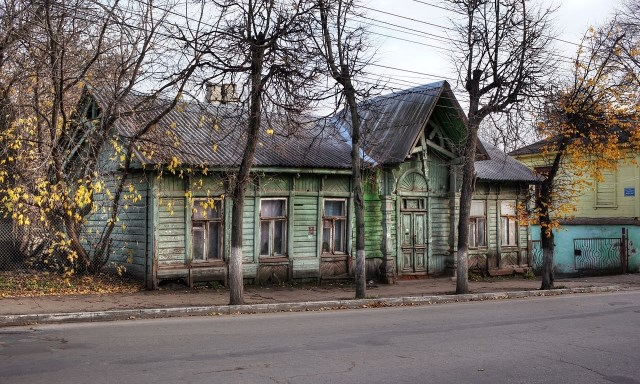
[206,83,238,104]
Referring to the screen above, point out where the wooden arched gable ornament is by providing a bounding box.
[397,171,428,193]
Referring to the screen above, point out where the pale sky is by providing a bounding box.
[361,0,622,101]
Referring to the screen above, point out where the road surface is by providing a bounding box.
[1,291,639,384]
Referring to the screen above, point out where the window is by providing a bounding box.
[192,198,223,261]
[401,198,425,211]
[322,199,347,254]
[595,171,616,207]
[469,200,486,248]
[500,201,518,246]
[260,199,287,257]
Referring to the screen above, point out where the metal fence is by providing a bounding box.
[573,238,622,271]
[530,240,543,274]
[0,216,121,277]
[530,230,628,275]
[0,217,24,271]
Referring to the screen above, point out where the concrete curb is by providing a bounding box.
[0,285,624,327]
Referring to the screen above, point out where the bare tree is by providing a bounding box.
[615,1,640,86]
[311,0,373,298]
[478,110,539,153]
[183,0,322,305]
[446,0,557,293]
[0,0,200,274]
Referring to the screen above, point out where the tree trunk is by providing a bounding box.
[345,82,366,299]
[538,145,564,290]
[456,67,482,294]
[539,178,555,290]
[228,43,265,305]
[456,119,478,294]
[229,190,246,305]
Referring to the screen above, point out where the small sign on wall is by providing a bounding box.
[624,187,635,197]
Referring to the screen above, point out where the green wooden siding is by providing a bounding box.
[296,175,319,193]
[292,196,318,257]
[261,175,290,192]
[429,197,451,257]
[428,153,449,194]
[324,176,350,193]
[364,193,384,259]
[156,197,186,264]
[242,197,255,262]
[193,177,225,195]
[84,174,149,278]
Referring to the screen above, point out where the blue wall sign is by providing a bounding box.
[624,187,635,197]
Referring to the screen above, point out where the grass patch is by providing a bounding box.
[0,270,142,298]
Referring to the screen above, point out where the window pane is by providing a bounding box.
[468,221,476,247]
[405,199,419,210]
[470,200,485,216]
[500,200,516,216]
[509,219,517,245]
[192,224,205,261]
[260,221,270,255]
[334,219,345,252]
[322,220,331,253]
[477,218,486,246]
[193,199,222,220]
[501,217,508,245]
[325,200,344,217]
[261,199,285,218]
[208,222,220,259]
[273,220,285,255]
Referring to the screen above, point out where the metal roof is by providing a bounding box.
[335,81,467,165]
[509,127,636,157]
[89,85,532,183]
[476,140,539,182]
[93,90,354,169]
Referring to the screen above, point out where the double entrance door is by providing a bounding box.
[400,198,427,273]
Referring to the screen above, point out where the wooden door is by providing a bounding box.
[401,212,427,272]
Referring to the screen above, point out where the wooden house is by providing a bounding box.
[83,81,538,288]
[511,138,640,274]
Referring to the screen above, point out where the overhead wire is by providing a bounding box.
[34,0,586,118]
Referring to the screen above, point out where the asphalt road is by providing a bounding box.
[1,292,639,384]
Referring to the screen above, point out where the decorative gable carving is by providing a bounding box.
[398,172,428,192]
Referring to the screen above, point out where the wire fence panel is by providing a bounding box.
[0,217,122,277]
[531,240,543,274]
[573,238,622,271]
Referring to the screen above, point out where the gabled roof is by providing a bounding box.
[476,140,539,182]
[334,81,467,165]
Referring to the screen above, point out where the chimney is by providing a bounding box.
[206,83,238,104]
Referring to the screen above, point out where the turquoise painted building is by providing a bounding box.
[512,137,640,275]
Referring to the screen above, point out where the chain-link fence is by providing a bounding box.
[0,216,24,271]
[0,215,123,277]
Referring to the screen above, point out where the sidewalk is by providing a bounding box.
[2,274,639,326]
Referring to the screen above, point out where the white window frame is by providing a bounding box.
[469,200,487,248]
[500,201,518,247]
[191,198,224,262]
[322,199,347,254]
[259,198,288,257]
[595,171,617,208]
